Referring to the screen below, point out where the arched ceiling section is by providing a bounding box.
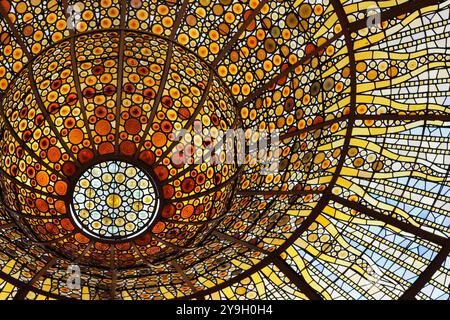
[0,0,448,300]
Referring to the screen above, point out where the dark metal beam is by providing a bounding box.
[113,0,128,154]
[134,42,173,156]
[179,258,272,300]
[0,0,446,303]
[0,7,32,60]
[155,72,214,166]
[235,0,445,112]
[280,117,348,141]
[355,114,450,122]
[110,246,117,300]
[272,256,323,300]
[0,15,68,179]
[27,68,81,167]
[14,258,57,300]
[0,269,70,300]
[237,189,324,197]
[33,232,75,246]
[131,242,158,267]
[236,31,343,110]
[0,167,65,200]
[0,222,15,230]
[72,241,93,264]
[168,168,242,202]
[164,138,227,184]
[61,0,98,157]
[170,0,190,40]
[170,260,199,295]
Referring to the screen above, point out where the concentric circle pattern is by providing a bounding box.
[0,31,240,269]
[0,0,449,301]
[71,161,159,240]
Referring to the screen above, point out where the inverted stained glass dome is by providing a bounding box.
[0,0,448,300]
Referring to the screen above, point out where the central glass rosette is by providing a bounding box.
[70,160,160,240]
[0,31,240,267]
